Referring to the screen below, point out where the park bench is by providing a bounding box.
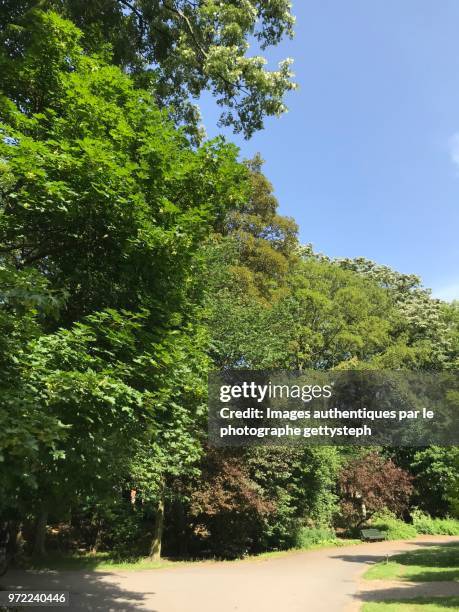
[360,528,386,542]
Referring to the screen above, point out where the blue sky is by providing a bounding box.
[199,0,459,301]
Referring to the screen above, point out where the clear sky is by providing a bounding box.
[199,0,459,300]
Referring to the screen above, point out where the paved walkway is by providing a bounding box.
[2,536,458,612]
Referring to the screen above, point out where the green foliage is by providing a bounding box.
[410,447,459,516]
[0,0,297,138]
[0,265,65,511]
[0,10,247,325]
[370,511,418,541]
[100,503,148,560]
[243,446,340,552]
[448,453,459,518]
[392,447,459,517]
[176,445,339,558]
[411,511,459,536]
[294,526,337,549]
[0,9,247,545]
[1,5,457,564]
[441,301,459,367]
[208,257,397,370]
[335,257,455,369]
[271,258,395,370]
[223,154,298,299]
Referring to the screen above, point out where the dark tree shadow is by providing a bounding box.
[351,542,459,609]
[356,589,459,606]
[1,569,158,611]
[410,541,459,548]
[330,552,393,564]
[412,569,459,582]
[332,542,459,568]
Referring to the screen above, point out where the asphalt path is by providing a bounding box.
[3,535,459,611]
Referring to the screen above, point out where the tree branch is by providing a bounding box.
[163,1,208,59]
[118,0,146,44]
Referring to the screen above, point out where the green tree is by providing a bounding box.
[0,10,248,557]
[448,453,459,518]
[247,446,340,549]
[0,0,297,138]
[335,257,454,369]
[223,155,298,299]
[0,10,247,325]
[0,266,64,516]
[391,446,459,517]
[209,257,396,370]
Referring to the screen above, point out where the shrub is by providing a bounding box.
[339,452,413,529]
[189,451,276,558]
[294,526,337,549]
[371,511,417,540]
[412,510,459,536]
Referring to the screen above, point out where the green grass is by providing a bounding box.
[27,552,176,572]
[364,544,459,583]
[362,598,459,611]
[24,536,362,571]
[250,537,361,561]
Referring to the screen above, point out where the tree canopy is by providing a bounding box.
[0,5,457,564]
[0,0,297,138]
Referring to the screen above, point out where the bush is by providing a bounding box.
[339,452,413,529]
[370,511,417,540]
[189,451,276,559]
[294,526,337,549]
[412,510,459,536]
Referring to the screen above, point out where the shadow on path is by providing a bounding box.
[332,540,459,567]
[357,581,459,601]
[330,553,389,565]
[2,569,156,611]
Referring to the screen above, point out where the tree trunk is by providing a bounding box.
[33,507,48,557]
[10,522,24,556]
[360,499,367,523]
[91,522,103,554]
[149,484,165,562]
